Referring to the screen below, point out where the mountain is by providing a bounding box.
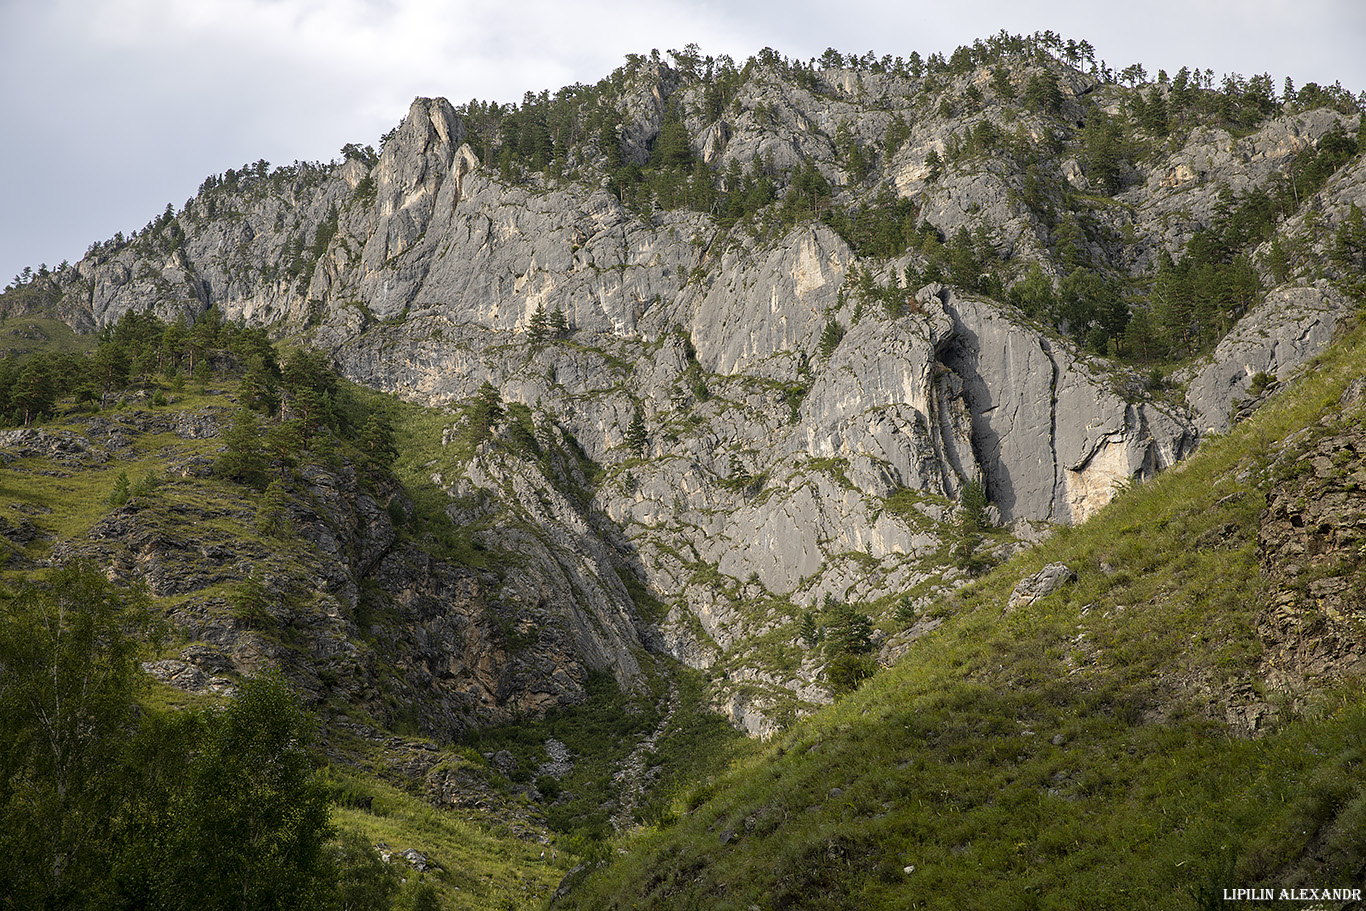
[557,313,1366,907]
[1,32,1364,909]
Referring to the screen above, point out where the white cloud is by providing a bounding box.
[1,0,1362,282]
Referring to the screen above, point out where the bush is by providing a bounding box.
[826,652,877,694]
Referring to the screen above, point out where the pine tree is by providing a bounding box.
[625,406,648,456]
[12,361,55,425]
[108,470,131,506]
[528,303,549,346]
[547,307,568,337]
[819,318,844,359]
[467,382,503,445]
[360,412,398,470]
[256,480,292,538]
[215,408,268,488]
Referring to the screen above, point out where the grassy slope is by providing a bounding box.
[560,318,1366,910]
[0,316,92,358]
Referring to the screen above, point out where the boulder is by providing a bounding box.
[1006,563,1077,613]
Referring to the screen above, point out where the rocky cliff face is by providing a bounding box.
[12,406,616,744]
[15,46,1365,734]
[1257,378,1366,699]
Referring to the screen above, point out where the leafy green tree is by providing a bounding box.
[117,675,334,911]
[180,675,333,909]
[228,572,276,629]
[947,226,983,290]
[0,563,152,909]
[883,114,911,156]
[1126,306,1156,364]
[1140,88,1170,137]
[329,829,399,911]
[159,321,186,378]
[505,401,541,457]
[130,472,162,499]
[1007,263,1057,318]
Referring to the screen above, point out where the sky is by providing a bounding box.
[2,0,1363,287]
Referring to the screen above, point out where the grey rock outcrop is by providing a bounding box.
[21,47,1365,739]
[1006,563,1077,613]
[1179,282,1356,435]
[936,286,1195,523]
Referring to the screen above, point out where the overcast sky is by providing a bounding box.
[2,0,1363,287]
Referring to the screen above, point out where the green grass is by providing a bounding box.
[0,316,93,357]
[326,767,571,911]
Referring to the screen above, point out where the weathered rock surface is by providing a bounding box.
[1257,384,1366,697]
[1006,562,1077,613]
[9,408,616,743]
[1179,282,1356,434]
[937,286,1195,522]
[16,49,1365,737]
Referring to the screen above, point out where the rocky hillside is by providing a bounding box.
[3,33,1364,734]
[557,300,1366,911]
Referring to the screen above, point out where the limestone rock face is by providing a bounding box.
[683,225,851,376]
[1124,110,1355,264]
[936,286,1195,523]
[25,55,1365,739]
[355,97,467,314]
[1179,282,1355,435]
[1006,563,1077,613]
